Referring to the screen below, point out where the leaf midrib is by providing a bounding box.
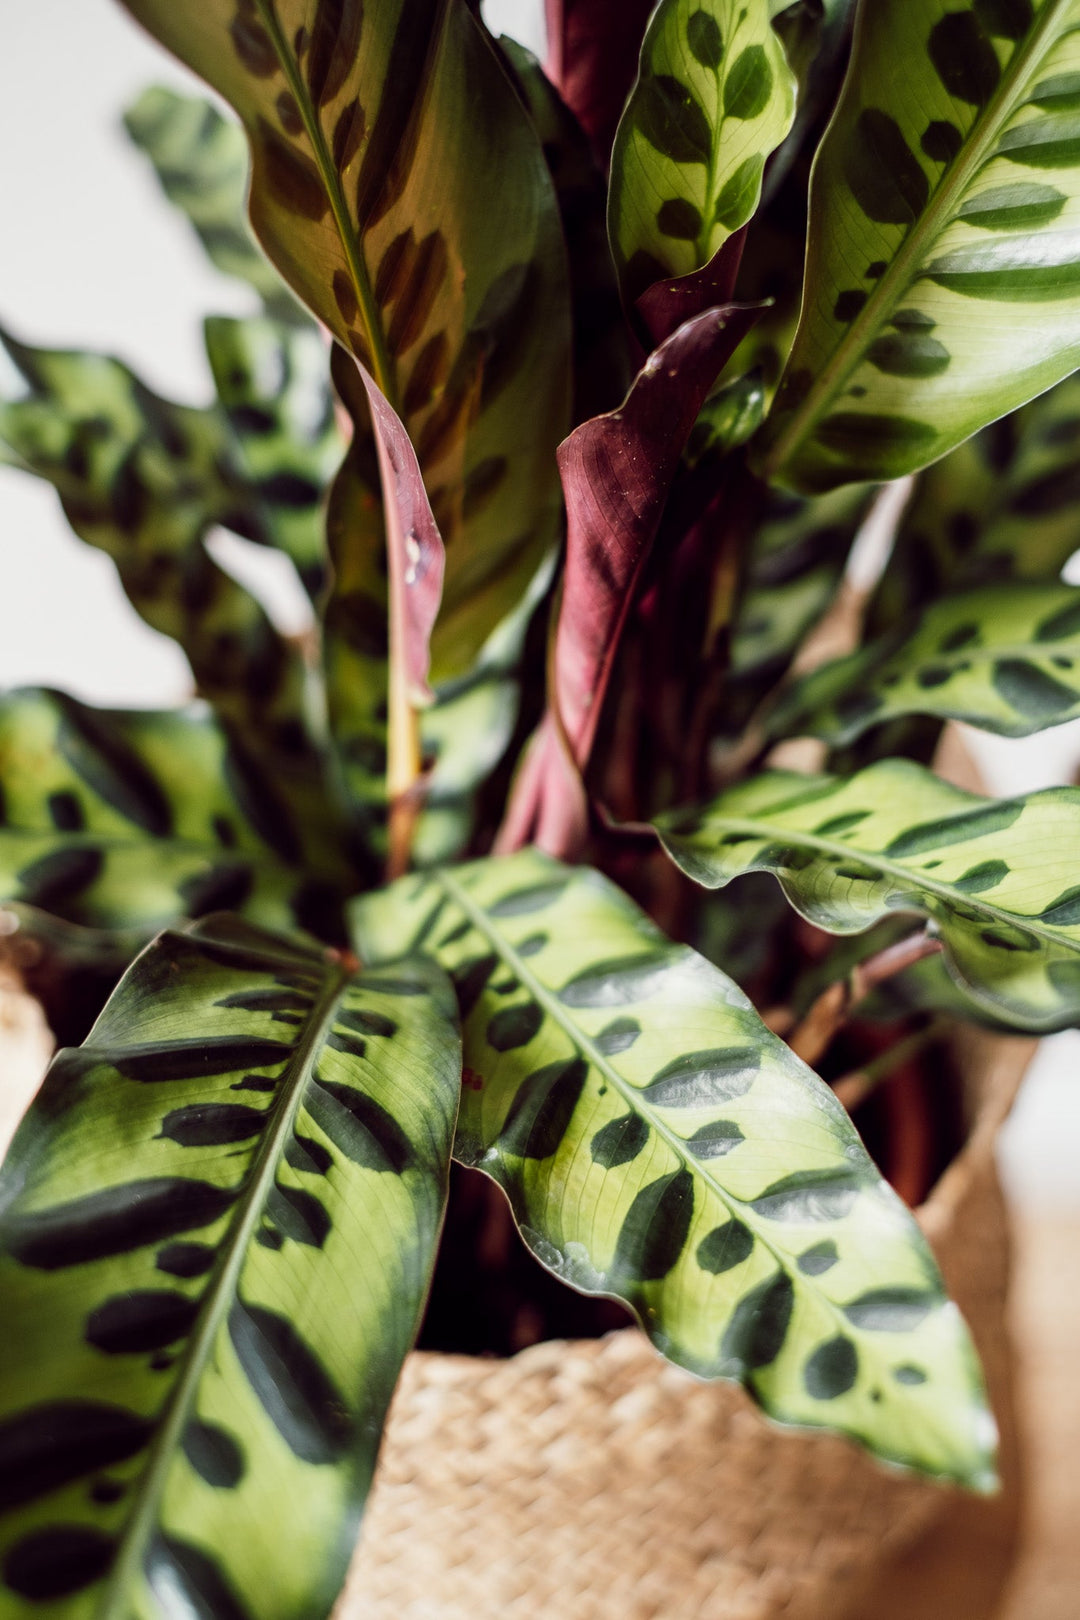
[253,0,399,409]
[434,867,860,1311]
[668,809,1080,953]
[95,957,351,1620]
[761,0,1074,480]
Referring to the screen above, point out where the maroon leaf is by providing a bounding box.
[543,0,655,169]
[499,302,760,855]
[635,231,747,349]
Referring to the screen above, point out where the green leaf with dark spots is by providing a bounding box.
[0,688,349,940]
[0,916,459,1619]
[0,327,318,760]
[609,0,796,305]
[773,583,1080,744]
[657,759,1080,1027]
[116,0,572,757]
[353,851,995,1484]
[758,0,1080,491]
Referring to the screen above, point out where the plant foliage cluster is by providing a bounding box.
[2,0,1080,1612]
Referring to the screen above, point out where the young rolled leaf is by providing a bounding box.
[609,0,797,308]
[0,916,460,1618]
[353,851,996,1487]
[0,331,312,759]
[501,303,759,855]
[118,0,572,686]
[123,86,310,325]
[657,761,1080,1029]
[759,0,1080,492]
[203,315,344,599]
[772,582,1080,744]
[543,0,657,168]
[0,689,351,940]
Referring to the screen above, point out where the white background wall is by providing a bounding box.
[1,0,1076,1207]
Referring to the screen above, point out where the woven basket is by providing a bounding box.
[340,1031,1032,1620]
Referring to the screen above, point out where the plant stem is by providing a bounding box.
[833,1018,949,1113]
[788,929,942,1066]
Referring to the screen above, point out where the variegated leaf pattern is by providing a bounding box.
[0,916,460,1618]
[759,0,1080,492]
[609,0,798,307]
[352,852,995,1485]
[123,86,310,326]
[0,330,312,760]
[118,0,572,688]
[203,315,344,600]
[772,582,1080,743]
[0,688,352,941]
[657,760,1080,1029]
[716,480,875,742]
[869,370,1080,636]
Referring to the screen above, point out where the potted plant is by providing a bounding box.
[0,0,1076,1613]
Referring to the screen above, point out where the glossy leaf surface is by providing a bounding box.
[0,689,349,940]
[353,852,995,1485]
[760,0,1080,491]
[774,582,1080,743]
[118,0,571,686]
[124,86,309,325]
[609,0,797,307]
[658,761,1080,1028]
[0,917,460,1618]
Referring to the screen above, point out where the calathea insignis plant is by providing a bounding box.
[3,0,1080,1610]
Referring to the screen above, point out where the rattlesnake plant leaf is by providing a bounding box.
[608,0,798,309]
[759,0,1080,492]
[124,86,310,326]
[0,330,311,761]
[117,0,572,689]
[203,315,344,600]
[353,852,996,1486]
[657,760,1080,1028]
[869,371,1080,637]
[718,479,875,741]
[0,915,460,1619]
[0,689,351,941]
[772,582,1080,744]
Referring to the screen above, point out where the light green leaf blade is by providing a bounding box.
[117,0,572,687]
[0,330,312,760]
[123,86,310,325]
[0,916,460,1618]
[657,760,1080,1029]
[353,851,995,1486]
[759,0,1080,491]
[773,582,1080,743]
[870,370,1080,637]
[609,0,797,306]
[0,689,351,940]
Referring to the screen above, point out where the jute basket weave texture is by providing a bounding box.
[339,1033,1031,1620]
